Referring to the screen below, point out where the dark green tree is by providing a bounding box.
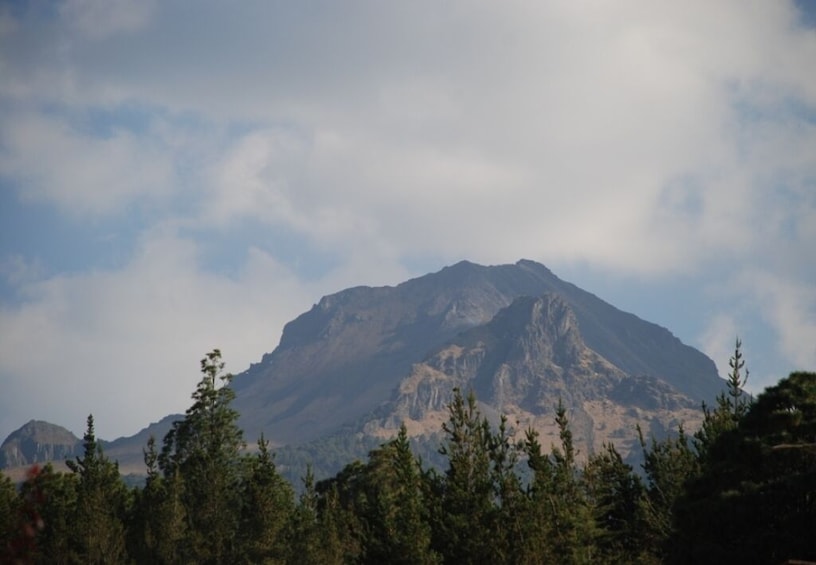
[637,424,698,560]
[129,435,186,564]
[18,463,78,564]
[673,371,816,564]
[584,443,652,564]
[160,349,245,564]
[326,425,438,564]
[694,337,751,461]
[518,400,597,564]
[286,466,346,565]
[433,388,495,564]
[66,414,128,564]
[237,434,294,564]
[549,399,596,563]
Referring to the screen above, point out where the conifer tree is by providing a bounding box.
[286,466,346,565]
[238,434,294,564]
[694,337,751,461]
[549,399,596,563]
[18,463,78,564]
[584,443,651,564]
[160,349,245,564]
[435,388,495,564]
[488,415,526,564]
[638,424,698,560]
[351,425,438,564]
[66,414,128,564]
[130,435,187,564]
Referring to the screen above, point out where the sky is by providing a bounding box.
[1,0,815,442]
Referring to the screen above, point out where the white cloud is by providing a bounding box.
[0,230,315,439]
[698,313,740,381]
[747,271,816,374]
[0,111,176,217]
[1,0,815,438]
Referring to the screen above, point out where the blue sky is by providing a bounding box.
[1,0,815,441]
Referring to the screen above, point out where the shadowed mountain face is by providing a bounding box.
[232,259,723,447]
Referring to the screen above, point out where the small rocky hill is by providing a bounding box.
[0,420,80,468]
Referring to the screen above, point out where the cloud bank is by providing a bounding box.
[0,0,814,439]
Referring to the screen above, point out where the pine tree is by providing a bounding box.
[638,424,698,560]
[18,463,78,564]
[129,435,187,564]
[549,399,596,563]
[348,425,439,564]
[0,472,23,561]
[694,337,751,461]
[488,415,526,564]
[238,434,294,564]
[434,388,495,564]
[66,414,128,564]
[160,349,245,564]
[673,372,816,563]
[584,443,651,564]
[286,466,345,565]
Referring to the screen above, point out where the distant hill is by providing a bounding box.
[0,420,80,468]
[0,415,182,478]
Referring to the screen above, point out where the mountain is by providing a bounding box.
[362,293,702,458]
[232,259,722,449]
[2,259,726,476]
[102,414,182,474]
[0,420,80,468]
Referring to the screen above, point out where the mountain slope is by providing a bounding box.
[233,259,722,446]
[364,294,701,458]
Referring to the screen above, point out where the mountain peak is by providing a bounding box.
[1,420,80,468]
[232,259,721,446]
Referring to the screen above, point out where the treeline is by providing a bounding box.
[2,344,815,564]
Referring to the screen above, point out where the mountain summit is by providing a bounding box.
[232,260,722,453]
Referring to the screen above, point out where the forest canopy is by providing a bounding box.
[2,345,814,564]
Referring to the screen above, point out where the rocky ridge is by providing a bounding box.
[363,294,701,458]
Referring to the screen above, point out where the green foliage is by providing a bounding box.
[673,371,816,564]
[66,414,128,564]
[584,444,652,564]
[286,466,347,564]
[19,463,78,564]
[694,337,751,461]
[5,344,813,564]
[160,349,245,563]
[433,388,497,563]
[0,473,19,554]
[128,435,187,564]
[637,424,698,560]
[238,434,294,564]
[520,399,596,564]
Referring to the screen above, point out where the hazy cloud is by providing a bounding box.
[1,0,814,437]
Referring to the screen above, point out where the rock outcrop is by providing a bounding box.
[364,294,701,458]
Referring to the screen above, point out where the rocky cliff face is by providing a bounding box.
[233,259,721,447]
[0,420,80,468]
[364,294,701,458]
